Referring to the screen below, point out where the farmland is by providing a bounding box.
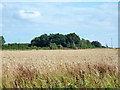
[1,49,119,88]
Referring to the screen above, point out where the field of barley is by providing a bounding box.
[1,49,120,88]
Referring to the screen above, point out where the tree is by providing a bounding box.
[30,33,104,49]
[86,40,95,48]
[91,41,101,47]
[49,33,67,47]
[39,34,50,47]
[31,37,40,47]
[31,34,49,47]
[0,36,5,46]
[80,38,88,49]
[66,33,80,48]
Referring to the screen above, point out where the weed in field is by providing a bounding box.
[1,63,119,88]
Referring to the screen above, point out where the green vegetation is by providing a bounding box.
[50,43,58,50]
[1,33,106,50]
[0,36,5,49]
[2,43,30,50]
[0,36,5,46]
[2,43,50,50]
[30,33,98,49]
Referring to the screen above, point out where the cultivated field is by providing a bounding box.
[1,49,119,88]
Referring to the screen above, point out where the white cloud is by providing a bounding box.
[19,10,40,19]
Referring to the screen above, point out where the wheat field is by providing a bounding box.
[1,49,119,88]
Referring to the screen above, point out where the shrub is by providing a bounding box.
[57,45,63,49]
[41,47,50,50]
[74,46,78,49]
[50,43,58,49]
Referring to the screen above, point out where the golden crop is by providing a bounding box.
[1,49,119,88]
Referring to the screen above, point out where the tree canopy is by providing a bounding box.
[1,33,105,50]
[49,33,67,47]
[0,36,5,46]
[30,33,102,49]
[91,41,101,47]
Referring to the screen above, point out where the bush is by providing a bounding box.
[74,46,78,49]
[50,43,58,49]
[57,45,63,49]
[41,47,50,50]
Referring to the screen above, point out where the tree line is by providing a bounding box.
[0,33,106,50]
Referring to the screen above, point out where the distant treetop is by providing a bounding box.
[30,33,102,49]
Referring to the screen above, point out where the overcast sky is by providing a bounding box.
[0,2,118,47]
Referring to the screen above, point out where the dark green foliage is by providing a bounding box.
[102,46,106,48]
[2,43,30,50]
[2,43,50,50]
[66,33,80,46]
[31,33,67,47]
[31,34,50,47]
[30,33,99,49]
[2,33,105,50]
[31,37,40,47]
[34,34,49,47]
[0,36,5,46]
[49,33,67,47]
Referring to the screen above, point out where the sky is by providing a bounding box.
[0,2,118,47]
